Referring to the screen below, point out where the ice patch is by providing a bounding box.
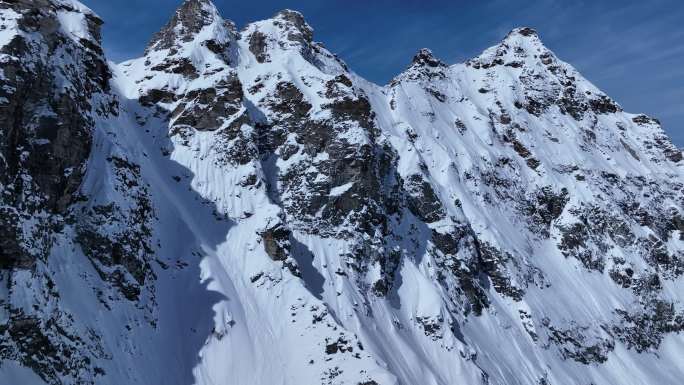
[329,182,353,196]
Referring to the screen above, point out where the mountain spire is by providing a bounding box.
[507,26,539,38]
[501,26,547,52]
[465,26,557,70]
[411,48,446,68]
[145,0,232,53]
[271,9,314,43]
[389,48,447,84]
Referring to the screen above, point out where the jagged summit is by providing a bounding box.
[55,0,99,17]
[244,8,315,46]
[271,8,313,42]
[507,26,539,38]
[274,8,306,21]
[270,9,314,45]
[500,26,548,52]
[145,0,234,53]
[411,48,446,68]
[240,8,349,74]
[465,25,559,71]
[390,47,448,84]
[118,0,240,100]
[396,27,551,83]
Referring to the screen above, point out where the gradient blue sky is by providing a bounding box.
[82,0,683,146]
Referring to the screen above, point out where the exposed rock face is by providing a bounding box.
[1,2,683,385]
[0,2,155,384]
[146,0,235,54]
[0,0,110,270]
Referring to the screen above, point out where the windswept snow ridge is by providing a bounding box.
[0,1,682,385]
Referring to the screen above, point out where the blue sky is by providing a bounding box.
[82,0,683,146]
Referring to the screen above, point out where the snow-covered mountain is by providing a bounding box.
[1,1,682,384]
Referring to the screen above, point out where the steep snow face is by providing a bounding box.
[1,1,683,385]
[374,26,684,385]
[116,6,404,385]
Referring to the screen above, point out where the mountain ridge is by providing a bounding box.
[0,1,682,384]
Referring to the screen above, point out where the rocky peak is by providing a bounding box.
[145,0,235,53]
[501,26,547,53]
[271,9,314,43]
[508,26,539,38]
[466,26,556,70]
[411,48,447,68]
[242,8,346,72]
[245,8,314,50]
[2,0,104,47]
[465,26,627,120]
[391,48,448,84]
